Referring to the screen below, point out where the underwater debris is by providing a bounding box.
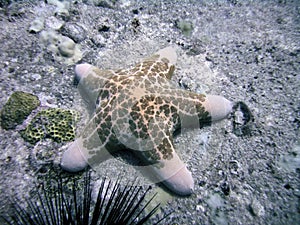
[232,101,253,136]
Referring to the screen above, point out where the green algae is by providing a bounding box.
[0,91,40,130]
[20,108,80,144]
[175,20,193,36]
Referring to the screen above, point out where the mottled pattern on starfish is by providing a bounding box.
[61,47,232,195]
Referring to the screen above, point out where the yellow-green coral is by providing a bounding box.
[0,91,40,130]
[20,108,80,144]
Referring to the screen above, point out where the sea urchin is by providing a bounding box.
[2,171,169,225]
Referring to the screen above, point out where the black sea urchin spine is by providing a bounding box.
[2,171,169,225]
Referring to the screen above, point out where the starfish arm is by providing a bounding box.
[61,137,90,172]
[156,155,194,196]
[75,64,115,108]
[154,47,177,65]
[61,138,117,173]
[61,115,116,172]
[138,136,194,196]
[128,47,177,80]
[125,96,193,195]
[200,94,233,121]
[169,92,233,129]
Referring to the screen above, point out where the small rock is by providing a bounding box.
[29,17,44,33]
[58,37,76,57]
[47,0,70,21]
[91,34,106,48]
[45,16,65,30]
[30,73,42,81]
[61,22,87,43]
[93,0,113,8]
[249,198,265,217]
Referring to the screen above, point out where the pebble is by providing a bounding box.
[29,17,44,33]
[61,23,87,43]
[249,199,265,217]
[45,16,65,30]
[30,73,42,81]
[58,37,76,57]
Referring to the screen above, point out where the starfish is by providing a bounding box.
[61,47,232,195]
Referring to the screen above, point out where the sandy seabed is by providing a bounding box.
[0,0,299,224]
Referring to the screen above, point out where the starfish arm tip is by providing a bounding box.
[205,95,233,121]
[157,46,177,64]
[153,150,194,196]
[61,140,88,172]
[163,166,194,196]
[75,63,93,81]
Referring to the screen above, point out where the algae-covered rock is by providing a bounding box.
[175,20,193,36]
[20,108,80,144]
[0,91,40,130]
